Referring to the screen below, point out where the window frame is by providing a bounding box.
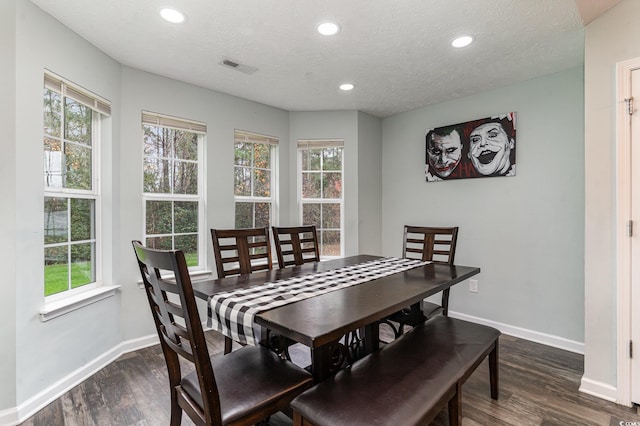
[43,71,109,302]
[233,130,278,230]
[297,140,345,258]
[141,111,206,271]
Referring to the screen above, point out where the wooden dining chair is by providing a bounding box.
[382,225,459,339]
[271,225,320,268]
[210,227,273,278]
[210,227,273,354]
[132,241,312,426]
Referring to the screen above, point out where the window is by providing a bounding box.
[234,130,277,229]
[142,112,205,268]
[298,140,344,257]
[43,71,110,298]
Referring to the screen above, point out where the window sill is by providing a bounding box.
[40,285,121,322]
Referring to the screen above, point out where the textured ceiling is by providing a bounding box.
[29,0,606,118]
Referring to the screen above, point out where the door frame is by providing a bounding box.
[616,57,640,407]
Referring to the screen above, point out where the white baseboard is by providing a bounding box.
[579,377,619,404]
[0,407,18,426]
[448,311,585,354]
[13,334,158,425]
[3,315,603,424]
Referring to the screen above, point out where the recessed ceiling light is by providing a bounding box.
[317,22,340,36]
[339,83,354,91]
[160,8,186,24]
[451,35,473,48]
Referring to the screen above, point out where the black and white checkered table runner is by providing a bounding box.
[208,257,427,346]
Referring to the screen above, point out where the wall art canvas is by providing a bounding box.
[425,112,516,182]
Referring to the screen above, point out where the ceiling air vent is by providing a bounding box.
[220,58,258,75]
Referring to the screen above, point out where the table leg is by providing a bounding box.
[310,340,348,382]
[363,321,380,354]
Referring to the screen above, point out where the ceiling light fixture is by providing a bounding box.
[160,8,186,24]
[317,22,340,36]
[451,35,473,48]
[339,83,354,91]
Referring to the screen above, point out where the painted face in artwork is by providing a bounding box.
[427,130,463,178]
[468,123,515,175]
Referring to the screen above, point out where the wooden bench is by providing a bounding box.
[290,316,500,426]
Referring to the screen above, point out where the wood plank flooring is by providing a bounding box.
[20,329,640,426]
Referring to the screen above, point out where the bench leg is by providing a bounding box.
[293,410,314,426]
[489,341,499,400]
[448,382,462,426]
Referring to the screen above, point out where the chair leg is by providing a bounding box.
[169,388,182,426]
[224,336,233,354]
[448,382,462,426]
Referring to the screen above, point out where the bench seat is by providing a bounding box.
[290,316,500,426]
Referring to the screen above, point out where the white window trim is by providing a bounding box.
[142,114,207,271]
[297,142,345,258]
[43,75,106,304]
[233,130,279,228]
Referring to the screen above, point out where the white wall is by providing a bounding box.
[14,0,122,408]
[0,0,18,415]
[381,67,585,344]
[357,111,382,255]
[583,0,640,393]
[117,67,291,341]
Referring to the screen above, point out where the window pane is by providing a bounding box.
[254,143,271,168]
[301,149,321,171]
[146,236,173,250]
[234,142,251,166]
[44,246,68,296]
[323,172,342,199]
[235,202,254,229]
[175,234,198,267]
[70,198,94,241]
[302,172,321,198]
[234,166,251,196]
[173,160,198,195]
[43,89,61,138]
[64,98,92,145]
[254,169,271,197]
[322,231,341,256]
[44,138,63,188]
[173,130,198,161]
[70,243,94,288]
[174,201,198,233]
[65,143,92,190]
[146,200,173,235]
[322,203,341,229]
[255,202,271,228]
[44,197,68,244]
[144,125,171,158]
[302,203,321,227]
[322,147,342,171]
[144,157,171,193]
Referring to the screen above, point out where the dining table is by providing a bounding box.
[191,254,480,382]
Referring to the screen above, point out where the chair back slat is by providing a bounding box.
[210,227,273,278]
[132,241,223,424]
[272,226,320,269]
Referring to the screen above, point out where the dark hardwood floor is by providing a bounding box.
[20,327,640,426]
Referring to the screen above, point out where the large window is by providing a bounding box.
[234,130,277,229]
[298,140,344,257]
[43,71,110,298]
[142,112,205,268]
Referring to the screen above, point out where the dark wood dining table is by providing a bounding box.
[191,254,480,382]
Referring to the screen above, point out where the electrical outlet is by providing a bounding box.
[469,279,479,293]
